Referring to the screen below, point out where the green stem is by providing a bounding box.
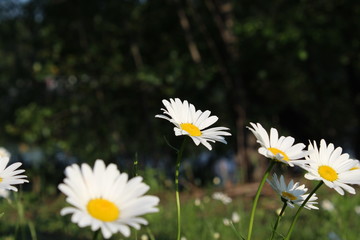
[246,161,276,240]
[146,227,156,240]
[92,229,100,240]
[133,152,139,177]
[28,221,38,240]
[284,181,323,240]
[269,201,287,240]
[14,188,26,240]
[230,221,245,240]
[175,138,187,240]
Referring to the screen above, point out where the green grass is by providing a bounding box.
[0,183,359,240]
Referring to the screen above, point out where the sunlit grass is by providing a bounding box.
[0,177,359,240]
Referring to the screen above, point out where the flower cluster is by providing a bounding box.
[248,122,360,197]
[247,122,360,239]
[3,97,358,240]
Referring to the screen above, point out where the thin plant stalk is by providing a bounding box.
[14,188,26,240]
[284,181,323,240]
[230,221,245,240]
[92,229,100,240]
[269,201,287,240]
[246,161,276,240]
[28,221,38,240]
[133,152,139,177]
[146,227,156,240]
[175,138,187,240]
[133,154,139,240]
[197,201,218,238]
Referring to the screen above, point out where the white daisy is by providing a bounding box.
[0,147,10,159]
[231,212,240,223]
[58,159,160,239]
[301,139,360,195]
[247,122,308,166]
[350,159,360,171]
[267,173,318,210]
[0,155,28,192]
[155,98,231,150]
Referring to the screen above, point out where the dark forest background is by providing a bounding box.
[0,0,359,185]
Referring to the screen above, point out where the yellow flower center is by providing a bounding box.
[180,123,202,137]
[87,198,120,222]
[281,191,297,201]
[0,178,2,182]
[318,165,338,182]
[268,148,289,161]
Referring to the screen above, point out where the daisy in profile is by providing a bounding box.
[155,98,231,150]
[58,159,160,239]
[0,149,28,192]
[301,139,360,195]
[267,173,318,210]
[247,122,308,166]
[350,159,360,171]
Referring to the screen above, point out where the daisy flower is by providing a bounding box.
[0,147,10,159]
[0,154,28,192]
[155,98,231,150]
[350,159,360,171]
[301,139,360,195]
[267,173,318,210]
[247,122,308,166]
[58,159,160,239]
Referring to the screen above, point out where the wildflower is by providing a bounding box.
[180,237,187,240]
[321,199,335,212]
[350,160,360,171]
[231,212,240,223]
[194,198,201,206]
[302,140,360,195]
[267,173,318,210]
[0,153,28,192]
[354,206,360,215]
[141,234,149,240]
[223,218,230,226]
[58,159,159,239]
[247,122,308,166]
[213,232,220,239]
[156,98,231,150]
[213,176,221,185]
[212,192,232,205]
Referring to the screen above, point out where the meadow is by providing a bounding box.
[0,170,359,240]
[1,1,360,239]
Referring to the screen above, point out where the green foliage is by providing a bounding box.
[0,180,360,239]
[0,0,359,169]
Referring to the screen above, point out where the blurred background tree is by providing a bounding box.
[0,0,359,185]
